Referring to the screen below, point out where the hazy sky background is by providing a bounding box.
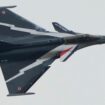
[0,0,105,105]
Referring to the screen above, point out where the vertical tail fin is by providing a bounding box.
[52,22,76,34]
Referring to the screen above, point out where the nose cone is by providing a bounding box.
[63,35,105,44]
[98,36,105,44]
[63,35,105,45]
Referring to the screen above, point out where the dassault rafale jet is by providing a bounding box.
[0,6,105,96]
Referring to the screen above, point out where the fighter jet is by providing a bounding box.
[0,6,105,96]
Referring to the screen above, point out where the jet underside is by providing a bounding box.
[0,6,105,96]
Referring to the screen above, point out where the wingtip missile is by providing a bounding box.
[0,5,17,9]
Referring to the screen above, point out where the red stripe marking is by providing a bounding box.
[60,47,72,57]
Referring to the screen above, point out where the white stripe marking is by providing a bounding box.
[6,58,50,83]
[6,44,75,83]
[0,22,73,37]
